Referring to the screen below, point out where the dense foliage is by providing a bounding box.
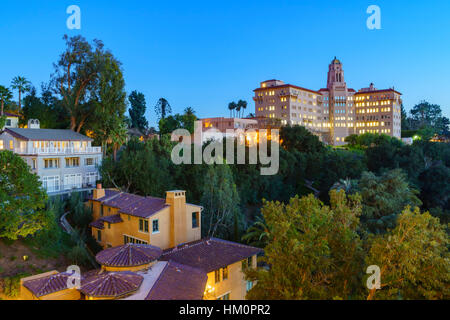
[0,151,52,240]
[245,191,449,300]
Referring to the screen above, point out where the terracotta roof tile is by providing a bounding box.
[145,261,207,300]
[22,272,73,297]
[161,238,263,273]
[80,271,143,298]
[96,243,162,267]
[89,214,123,230]
[89,190,169,218]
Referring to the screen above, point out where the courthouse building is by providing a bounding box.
[253,57,402,145]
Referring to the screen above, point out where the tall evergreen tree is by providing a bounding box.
[128,90,148,131]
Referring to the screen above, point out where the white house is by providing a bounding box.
[0,119,102,195]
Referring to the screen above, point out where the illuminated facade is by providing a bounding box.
[254,58,402,145]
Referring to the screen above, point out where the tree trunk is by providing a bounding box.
[18,89,21,110]
[70,116,77,131]
[1,99,4,116]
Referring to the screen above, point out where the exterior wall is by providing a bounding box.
[3,116,19,129]
[148,208,171,249]
[20,271,81,300]
[354,90,402,139]
[102,262,154,272]
[204,254,257,300]
[0,131,102,194]
[252,60,402,146]
[20,286,81,300]
[89,193,202,250]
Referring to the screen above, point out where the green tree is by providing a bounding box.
[242,215,269,248]
[128,91,148,131]
[246,190,363,300]
[356,169,422,233]
[181,107,197,134]
[280,125,326,153]
[410,101,443,129]
[155,98,171,120]
[419,163,450,211]
[51,35,106,132]
[228,102,236,117]
[0,151,52,240]
[89,52,127,158]
[11,76,31,110]
[200,164,242,241]
[0,85,13,116]
[237,100,247,118]
[366,207,449,300]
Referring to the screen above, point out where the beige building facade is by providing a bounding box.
[254,58,402,145]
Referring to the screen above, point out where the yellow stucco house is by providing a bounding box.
[19,187,262,300]
[88,187,202,250]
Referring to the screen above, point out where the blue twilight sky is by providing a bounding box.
[0,0,449,127]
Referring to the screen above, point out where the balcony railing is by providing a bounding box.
[45,182,98,194]
[15,147,102,155]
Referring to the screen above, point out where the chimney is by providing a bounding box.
[93,184,105,200]
[166,191,187,248]
[27,119,40,129]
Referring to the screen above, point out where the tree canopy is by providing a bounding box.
[0,151,52,240]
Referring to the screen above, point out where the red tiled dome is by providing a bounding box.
[80,271,143,298]
[95,243,163,267]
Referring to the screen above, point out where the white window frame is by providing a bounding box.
[152,219,160,234]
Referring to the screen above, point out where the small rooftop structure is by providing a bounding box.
[22,272,73,298]
[96,243,163,268]
[80,271,144,299]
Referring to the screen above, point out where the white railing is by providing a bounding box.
[15,147,102,155]
[46,182,98,194]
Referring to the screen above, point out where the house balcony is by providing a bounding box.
[14,147,102,155]
[45,181,98,195]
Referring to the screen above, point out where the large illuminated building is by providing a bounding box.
[253,58,402,145]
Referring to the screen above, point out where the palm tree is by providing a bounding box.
[184,107,195,116]
[330,178,356,194]
[11,76,31,110]
[228,102,236,118]
[241,216,270,248]
[108,121,128,161]
[237,100,247,118]
[0,85,13,116]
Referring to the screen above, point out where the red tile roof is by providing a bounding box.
[96,243,163,267]
[80,271,143,298]
[2,112,20,117]
[89,214,123,230]
[161,238,262,273]
[22,272,73,298]
[254,84,321,95]
[145,261,207,300]
[89,190,169,218]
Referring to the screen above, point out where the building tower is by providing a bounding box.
[326,57,354,145]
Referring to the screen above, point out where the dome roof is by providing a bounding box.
[96,243,163,267]
[332,56,341,64]
[80,271,143,298]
